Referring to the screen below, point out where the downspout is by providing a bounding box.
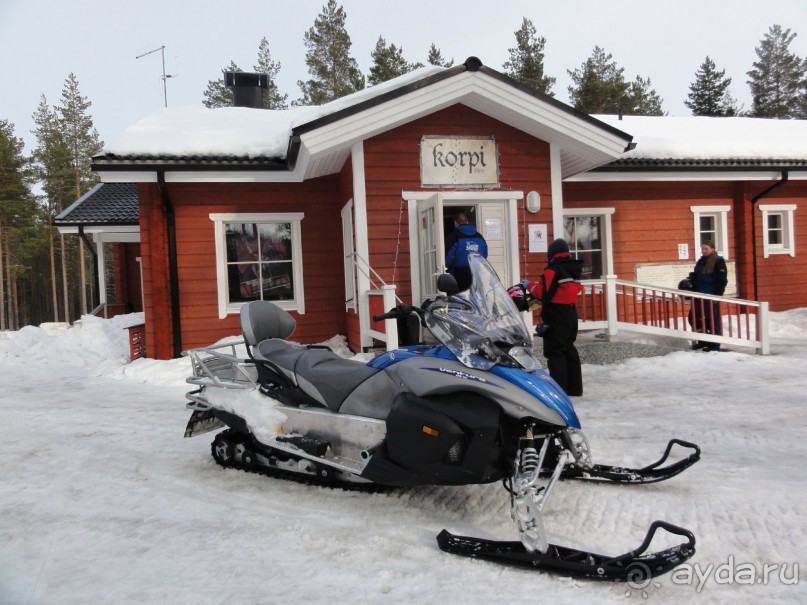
[157,171,183,358]
[750,170,788,300]
[77,225,100,310]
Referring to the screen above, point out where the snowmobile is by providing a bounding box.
[183,254,699,581]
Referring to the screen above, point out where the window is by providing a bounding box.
[210,213,305,318]
[760,204,796,258]
[691,206,730,258]
[562,209,614,279]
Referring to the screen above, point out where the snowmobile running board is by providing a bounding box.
[561,439,701,484]
[437,520,696,581]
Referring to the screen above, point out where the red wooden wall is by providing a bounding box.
[362,103,555,301]
[564,179,807,310]
[139,177,352,358]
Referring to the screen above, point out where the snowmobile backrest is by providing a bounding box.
[240,301,296,347]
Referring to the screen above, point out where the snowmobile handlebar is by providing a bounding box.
[372,303,426,323]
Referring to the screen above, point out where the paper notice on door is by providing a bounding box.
[484,218,502,241]
[528,224,548,253]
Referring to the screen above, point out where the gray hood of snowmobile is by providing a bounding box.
[379,357,568,428]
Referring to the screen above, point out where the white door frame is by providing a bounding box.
[405,190,523,304]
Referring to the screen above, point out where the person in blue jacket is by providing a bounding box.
[445,212,488,290]
[689,240,728,352]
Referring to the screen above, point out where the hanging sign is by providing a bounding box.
[420,136,499,187]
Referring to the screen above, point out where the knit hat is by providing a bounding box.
[547,238,570,261]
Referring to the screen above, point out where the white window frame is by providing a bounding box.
[689,206,731,260]
[210,212,305,319]
[691,205,730,259]
[562,208,616,278]
[759,204,796,258]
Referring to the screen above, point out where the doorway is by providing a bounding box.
[408,192,518,304]
[443,202,510,287]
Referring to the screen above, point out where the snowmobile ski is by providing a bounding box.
[560,438,701,484]
[437,520,696,581]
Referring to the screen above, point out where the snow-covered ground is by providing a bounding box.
[1,312,805,604]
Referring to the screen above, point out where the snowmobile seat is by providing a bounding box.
[293,349,381,411]
[241,300,297,345]
[241,301,306,388]
[252,340,381,410]
[241,300,381,411]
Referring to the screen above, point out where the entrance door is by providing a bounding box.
[416,193,445,301]
[475,203,510,286]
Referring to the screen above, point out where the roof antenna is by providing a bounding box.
[136,45,175,107]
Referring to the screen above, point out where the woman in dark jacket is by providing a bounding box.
[689,240,728,352]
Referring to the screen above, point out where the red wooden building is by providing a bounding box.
[91,58,807,359]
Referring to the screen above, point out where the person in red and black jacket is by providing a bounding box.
[509,238,584,396]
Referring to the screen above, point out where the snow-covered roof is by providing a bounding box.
[98,59,807,183]
[95,59,633,180]
[102,66,448,160]
[594,115,807,164]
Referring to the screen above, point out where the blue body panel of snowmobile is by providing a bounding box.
[367,345,581,429]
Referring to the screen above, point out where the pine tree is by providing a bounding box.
[296,0,365,105]
[568,47,628,113]
[0,120,32,330]
[57,73,103,315]
[685,56,739,116]
[202,61,242,108]
[502,18,555,96]
[426,43,453,68]
[368,36,422,86]
[747,25,806,118]
[58,73,103,200]
[255,37,288,109]
[32,96,73,322]
[627,76,664,116]
[567,46,664,115]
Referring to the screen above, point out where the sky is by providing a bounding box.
[1,309,806,603]
[2,0,807,157]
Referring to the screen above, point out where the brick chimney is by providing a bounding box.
[224,71,268,108]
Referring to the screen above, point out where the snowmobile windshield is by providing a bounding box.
[424,254,540,371]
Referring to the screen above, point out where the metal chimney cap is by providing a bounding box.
[223,71,269,89]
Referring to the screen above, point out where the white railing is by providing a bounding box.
[349,254,401,351]
[577,276,769,354]
[367,284,400,351]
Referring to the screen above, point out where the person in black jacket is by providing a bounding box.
[445,212,488,291]
[689,240,728,352]
[509,238,584,396]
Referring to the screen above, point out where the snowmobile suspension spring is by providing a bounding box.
[520,445,540,474]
